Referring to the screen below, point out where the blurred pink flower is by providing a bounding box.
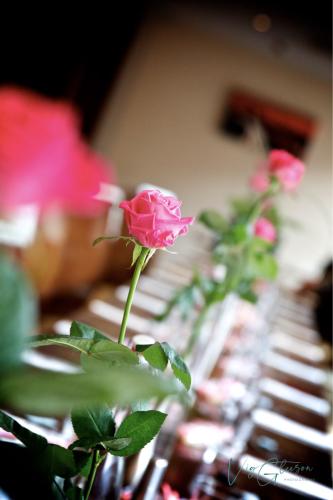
[0,86,113,213]
[61,145,113,215]
[249,165,270,193]
[254,217,276,243]
[267,149,305,191]
[120,190,194,248]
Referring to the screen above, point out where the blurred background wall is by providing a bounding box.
[93,3,332,281]
[1,1,331,285]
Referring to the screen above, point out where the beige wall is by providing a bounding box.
[94,15,332,281]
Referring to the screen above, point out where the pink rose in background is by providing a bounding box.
[61,145,112,215]
[249,165,270,193]
[120,190,194,248]
[267,149,305,191]
[254,217,276,243]
[0,86,113,213]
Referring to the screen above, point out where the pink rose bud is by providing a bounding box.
[268,149,305,191]
[119,190,194,249]
[0,86,113,213]
[254,217,276,243]
[249,165,270,193]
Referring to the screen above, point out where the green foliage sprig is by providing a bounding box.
[156,191,279,356]
[0,253,190,499]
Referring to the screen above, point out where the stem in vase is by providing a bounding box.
[84,449,100,500]
[118,246,150,345]
[184,305,210,358]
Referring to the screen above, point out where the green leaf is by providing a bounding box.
[112,411,167,456]
[237,281,258,304]
[29,335,99,354]
[70,321,106,341]
[42,444,78,478]
[80,339,139,372]
[160,343,191,390]
[29,335,139,370]
[0,411,82,479]
[69,436,108,450]
[64,484,84,500]
[248,252,278,280]
[69,437,98,450]
[71,406,115,444]
[72,449,91,473]
[240,290,258,303]
[198,210,227,234]
[251,237,272,252]
[93,235,116,246]
[230,197,254,219]
[138,343,168,371]
[0,366,182,416]
[142,248,156,270]
[137,342,191,390]
[104,437,132,451]
[0,253,37,372]
[227,224,248,245]
[131,243,143,267]
[93,235,136,247]
[207,285,228,305]
[0,410,47,452]
[70,435,131,452]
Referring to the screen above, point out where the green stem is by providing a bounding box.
[247,194,267,224]
[247,182,280,224]
[84,449,100,500]
[184,305,210,358]
[118,247,150,344]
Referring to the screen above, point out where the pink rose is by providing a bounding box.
[249,165,270,193]
[119,190,194,248]
[0,86,113,213]
[267,149,305,191]
[61,144,113,215]
[254,217,276,243]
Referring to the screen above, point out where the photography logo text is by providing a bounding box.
[228,457,314,487]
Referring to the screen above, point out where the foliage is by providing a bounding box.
[0,256,191,499]
[156,194,279,356]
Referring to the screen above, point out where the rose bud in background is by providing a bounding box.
[254,217,276,244]
[267,149,305,191]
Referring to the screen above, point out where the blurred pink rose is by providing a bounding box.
[249,165,270,193]
[268,149,305,191]
[119,190,194,248]
[254,217,276,243]
[0,86,112,213]
[61,145,113,215]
